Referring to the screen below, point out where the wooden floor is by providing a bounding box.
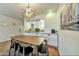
[48,45,60,56]
[0,40,60,56]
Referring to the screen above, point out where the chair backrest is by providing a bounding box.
[37,41,47,53]
[15,43,20,51]
[19,45,23,54]
[18,43,33,56]
[25,46,33,55]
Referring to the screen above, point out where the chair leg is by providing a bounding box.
[14,42,16,56]
[32,46,37,56]
[23,47,25,56]
[16,44,20,56]
[9,40,14,56]
[9,40,12,56]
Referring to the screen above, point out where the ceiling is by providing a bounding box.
[0,3,64,20]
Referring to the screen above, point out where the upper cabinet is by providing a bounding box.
[24,19,44,32]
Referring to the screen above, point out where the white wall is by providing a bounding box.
[58,4,79,55]
[59,30,79,55]
[0,15,24,42]
[34,4,79,55]
[34,13,60,33]
[30,12,60,46]
[0,3,78,55]
[44,13,60,32]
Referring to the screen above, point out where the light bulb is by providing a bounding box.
[26,8,32,12]
[46,12,54,18]
[25,13,29,16]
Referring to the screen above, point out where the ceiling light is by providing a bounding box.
[46,12,54,18]
[23,3,36,20]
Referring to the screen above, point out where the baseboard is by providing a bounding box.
[47,44,58,49]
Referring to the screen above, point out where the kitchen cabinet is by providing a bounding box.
[24,32,58,47]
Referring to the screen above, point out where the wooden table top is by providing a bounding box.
[11,35,44,45]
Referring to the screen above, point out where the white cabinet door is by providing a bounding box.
[44,34,58,47]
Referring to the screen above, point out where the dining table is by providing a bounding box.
[9,35,48,56]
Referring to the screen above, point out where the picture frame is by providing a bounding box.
[60,4,77,31]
